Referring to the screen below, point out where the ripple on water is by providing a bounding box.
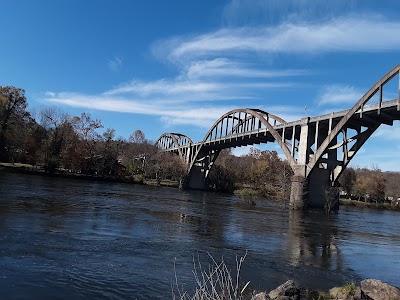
[0,172,399,298]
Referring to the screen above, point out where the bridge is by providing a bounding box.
[155,65,400,209]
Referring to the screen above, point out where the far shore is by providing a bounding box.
[0,162,180,188]
[2,162,400,211]
[339,198,400,211]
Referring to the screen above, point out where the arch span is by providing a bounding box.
[288,64,400,209]
[155,133,193,163]
[153,65,400,210]
[185,108,294,190]
[308,64,400,178]
[189,108,293,170]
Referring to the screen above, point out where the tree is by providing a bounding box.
[129,130,147,144]
[39,107,71,172]
[145,152,186,182]
[338,167,357,195]
[124,130,157,175]
[95,128,125,176]
[72,113,103,173]
[367,168,386,202]
[352,168,386,202]
[245,149,291,198]
[208,149,236,192]
[208,164,235,192]
[0,86,30,161]
[384,171,400,199]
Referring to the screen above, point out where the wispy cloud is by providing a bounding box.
[222,0,357,26]
[373,124,400,140]
[153,16,400,64]
[43,89,303,129]
[102,63,298,104]
[317,85,363,106]
[44,91,235,128]
[45,12,400,133]
[184,58,310,79]
[44,52,305,129]
[108,56,123,72]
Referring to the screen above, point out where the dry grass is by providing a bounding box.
[172,252,249,300]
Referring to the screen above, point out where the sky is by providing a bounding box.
[1,0,400,170]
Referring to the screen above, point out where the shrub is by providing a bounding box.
[172,252,250,300]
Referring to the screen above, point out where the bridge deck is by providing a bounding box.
[166,99,400,151]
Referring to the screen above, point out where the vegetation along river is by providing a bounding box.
[0,171,399,299]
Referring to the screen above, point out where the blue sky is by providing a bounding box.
[1,0,400,170]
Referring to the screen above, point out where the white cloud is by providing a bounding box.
[231,145,253,157]
[43,91,237,128]
[105,79,225,96]
[108,56,123,72]
[45,91,56,97]
[43,90,303,130]
[184,58,310,79]
[317,85,362,106]
[153,16,400,63]
[103,76,295,103]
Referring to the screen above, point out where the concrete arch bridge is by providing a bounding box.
[155,65,400,209]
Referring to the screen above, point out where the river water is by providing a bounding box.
[0,172,399,299]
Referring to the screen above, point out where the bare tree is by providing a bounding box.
[324,186,339,213]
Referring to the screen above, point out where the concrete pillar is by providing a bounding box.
[307,168,339,210]
[297,120,311,165]
[186,165,208,190]
[290,120,311,210]
[290,175,306,209]
[185,148,219,191]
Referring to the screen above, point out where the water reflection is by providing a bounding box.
[287,210,343,271]
[0,172,399,299]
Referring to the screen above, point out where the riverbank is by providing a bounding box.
[2,163,400,211]
[174,254,400,299]
[0,162,133,183]
[250,278,400,300]
[340,198,400,211]
[174,252,400,299]
[0,162,182,188]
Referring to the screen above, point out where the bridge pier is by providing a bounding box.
[185,148,220,191]
[186,165,209,190]
[290,168,339,210]
[289,175,306,209]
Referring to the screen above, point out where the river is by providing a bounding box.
[0,172,399,299]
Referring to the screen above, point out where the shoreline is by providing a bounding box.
[250,278,400,300]
[2,163,400,211]
[339,198,400,211]
[0,162,181,188]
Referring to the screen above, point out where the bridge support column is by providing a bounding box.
[290,168,339,210]
[290,175,306,209]
[290,120,311,210]
[308,168,339,210]
[186,165,209,190]
[185,148,220,191]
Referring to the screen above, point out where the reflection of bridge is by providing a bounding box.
[155,65,400,209]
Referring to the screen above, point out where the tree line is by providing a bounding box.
[339,166,400,203]
[1,85,400,202]
[0,86,186,179]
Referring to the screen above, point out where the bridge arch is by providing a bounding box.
[154,65,400,210]
[308,64,400,179]
[187,108,295,187]
[155,133,193,163]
